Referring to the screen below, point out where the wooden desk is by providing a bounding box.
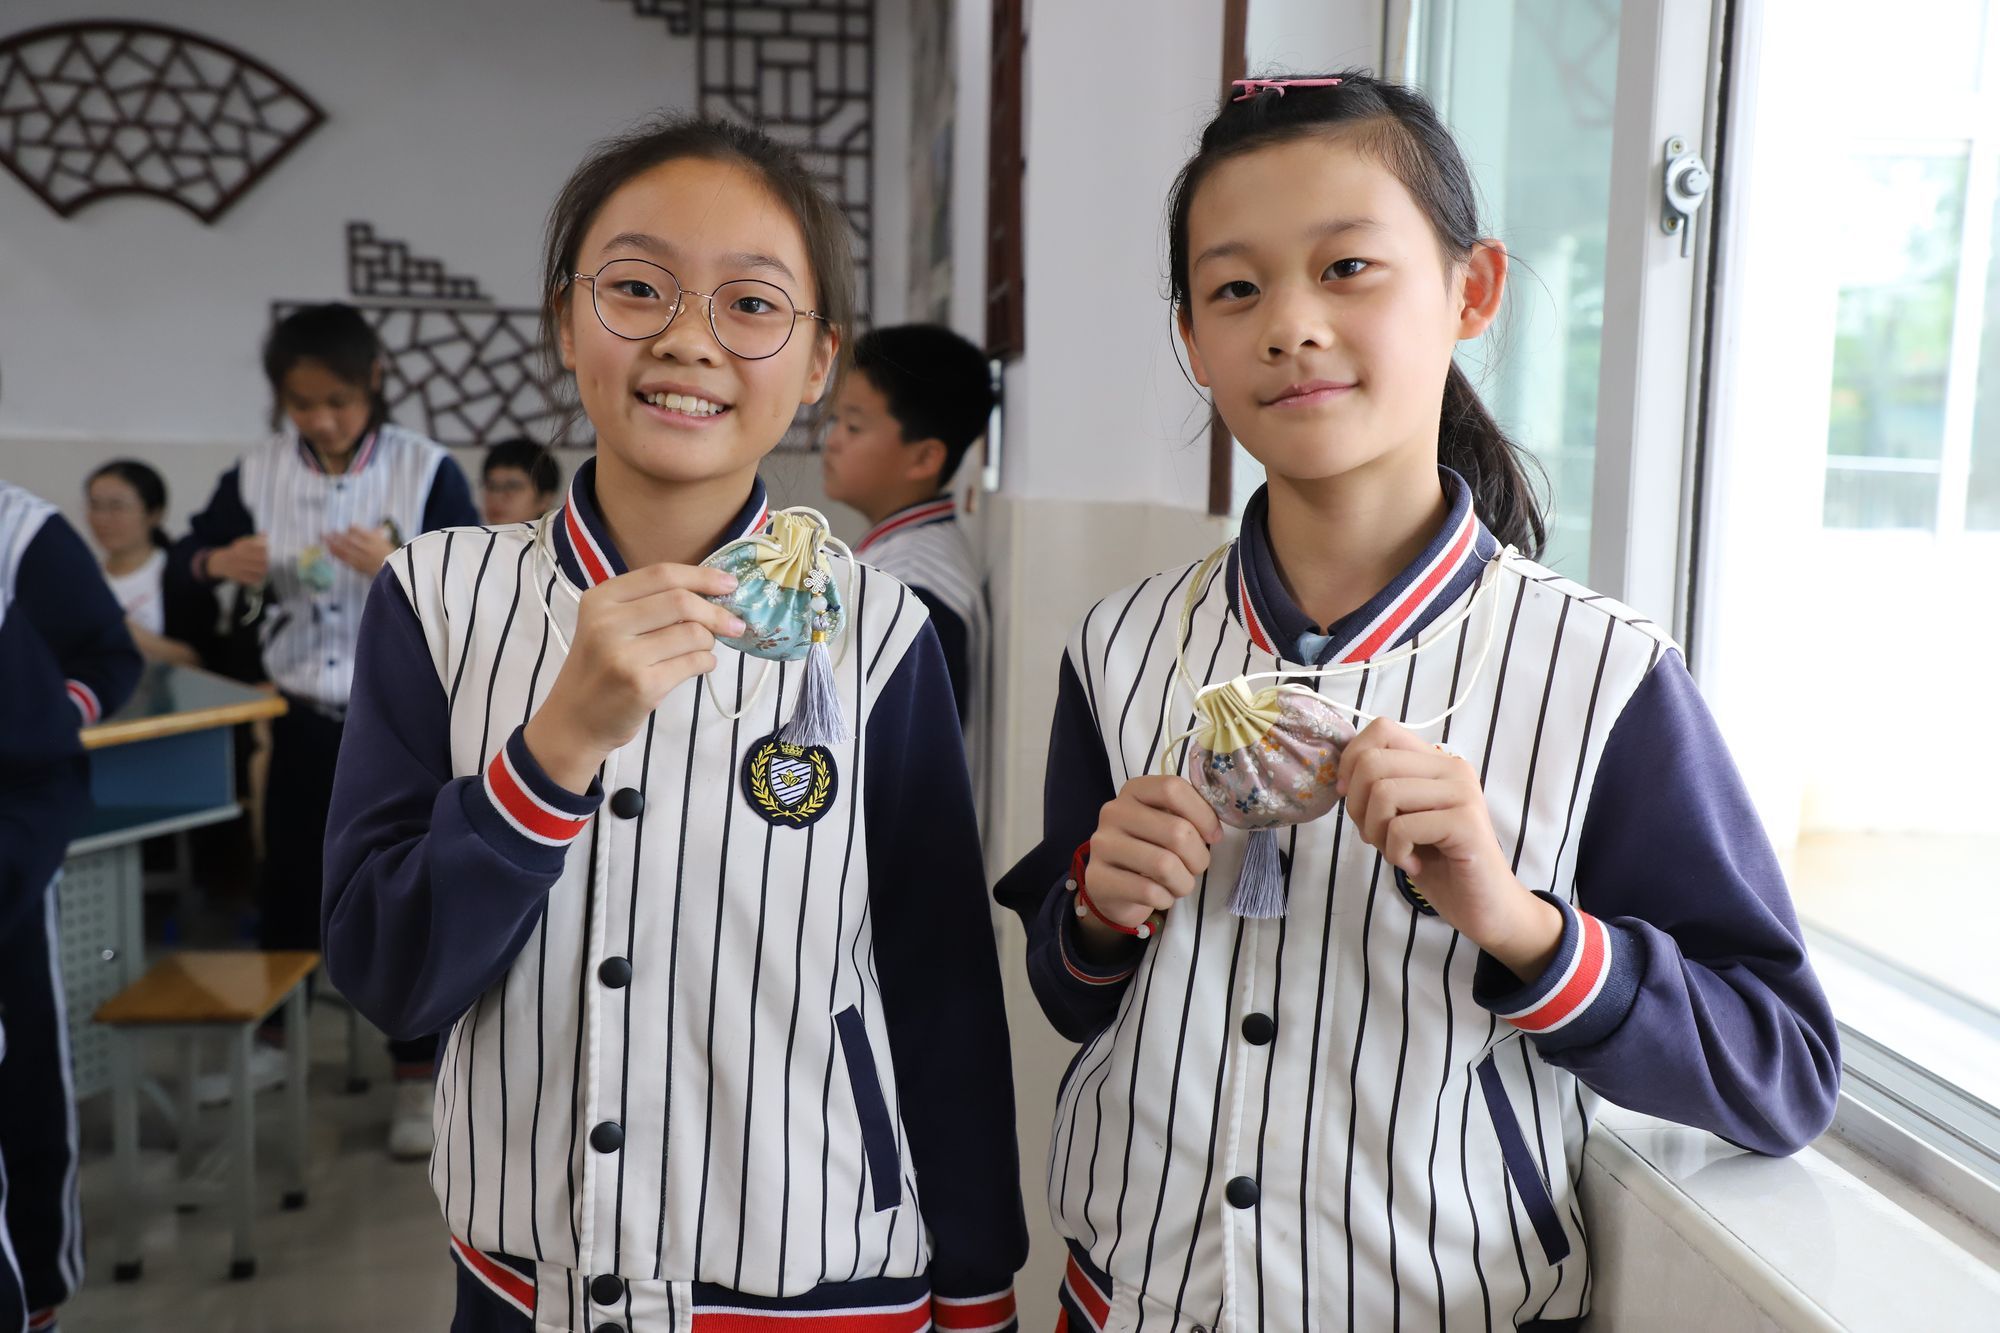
[61,666,287,1099]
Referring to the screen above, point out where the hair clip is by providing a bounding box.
[1231,77,1343,102]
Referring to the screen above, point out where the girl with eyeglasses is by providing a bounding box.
[323,115,1025,1331]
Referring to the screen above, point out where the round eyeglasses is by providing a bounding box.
[567,258,827,361]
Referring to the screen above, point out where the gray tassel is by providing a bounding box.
[780,637,849,747]
[1228,827,1286,919]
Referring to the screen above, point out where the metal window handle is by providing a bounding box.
[1661,136,1712,258]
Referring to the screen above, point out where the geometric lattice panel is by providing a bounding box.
[347,221,489,302]
[696,1,876,323]
[276,300,567,448]
[0,21,324,224]
[612,0,698,37]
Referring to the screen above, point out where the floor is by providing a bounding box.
[59,1001,458,1333]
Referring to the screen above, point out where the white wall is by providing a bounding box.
[0,0,886,542]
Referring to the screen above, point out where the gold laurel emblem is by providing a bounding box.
[747,739,834,824]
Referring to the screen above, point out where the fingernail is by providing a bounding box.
[725,617,747,636]
[1334,780,1348,796]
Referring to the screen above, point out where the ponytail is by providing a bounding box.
[1438,363,1546,558]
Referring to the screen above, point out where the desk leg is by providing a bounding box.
[176,1036,200,1212]
[283,989,309,1210]
[110,1030,143,1281]
[227,1025,256,1280]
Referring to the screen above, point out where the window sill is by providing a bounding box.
[1586,1105,2000,1331]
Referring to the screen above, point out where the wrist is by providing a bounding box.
[522,707,608,795]
[1478,884,1566,983]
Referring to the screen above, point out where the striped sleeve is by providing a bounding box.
[994,651,1144,1042]
[323,566,599,1040]
[1472,651,1842,1155]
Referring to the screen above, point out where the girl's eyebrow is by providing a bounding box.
[600,231,797,283]
[1192,216,1384,271]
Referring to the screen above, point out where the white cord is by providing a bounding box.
[1154,540,1514,777]
[526,506,854,723]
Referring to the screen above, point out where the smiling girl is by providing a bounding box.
[997,72,1839,1331]
[324,116,1024,1332]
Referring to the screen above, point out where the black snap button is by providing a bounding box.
[598,957,632,988]
[590,1121,624,1153]
[591,1274,624,1305]
[610,787,644,819]
[1241,1013,1276,1046]
[595,1326,624,1333]
[1285,675,1316,689]
[1226,1176,1260,1209]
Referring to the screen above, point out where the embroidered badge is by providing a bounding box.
[1395,866,1438,916]
[741,732,839,827]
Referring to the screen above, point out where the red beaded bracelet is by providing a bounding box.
[1066,840,1159,940]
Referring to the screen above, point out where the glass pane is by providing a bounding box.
[1970,172,2000,531]
[1820,465,1941,529]
[1821,152,1967,530]
[1411,0,1620,577]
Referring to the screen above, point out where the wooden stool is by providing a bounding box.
[94,949,319,1280]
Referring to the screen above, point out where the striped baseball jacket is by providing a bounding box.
[174,423,475,707]
[995,471,1840,1333]
[323,459,1027,1332]
[0,484,141,933]
[854,497,989,818]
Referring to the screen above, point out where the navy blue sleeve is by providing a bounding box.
[864,622,1028,1301]
[1471,651,1841,1155]
[172,465,253,586]
[322,567,602,1040]
[910,588,971,725]
[16,513,142,725]
[993,652,1146,1043]
[421,455,479,532]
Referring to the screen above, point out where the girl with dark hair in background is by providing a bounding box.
[997,72,1839,1331]
[172,303,477,1156]
[84,459,211,668]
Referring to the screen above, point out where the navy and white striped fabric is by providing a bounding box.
[324,460,1027,1331]
[855,497,988,817]
[179,424,461,707]
[997,471,1839,1332]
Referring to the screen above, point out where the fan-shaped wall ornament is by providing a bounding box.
[0,20,324,224]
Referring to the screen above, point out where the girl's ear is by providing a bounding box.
[556,290,579,372]
[1456,240,1508,341]
[1177,308,1214,389]
[800,325,841,406]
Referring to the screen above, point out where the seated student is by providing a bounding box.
[84,460,215,669]
[479,437,561,525]
[822,324,993,740]
[1,483,143,1333]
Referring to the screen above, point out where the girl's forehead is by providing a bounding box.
[584,157,813,279]
[1192,137,1423,249]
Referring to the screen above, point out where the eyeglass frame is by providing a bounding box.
[564,258,830,361]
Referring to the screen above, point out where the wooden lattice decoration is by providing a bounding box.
[0,20,324,224]
[696,0,876,323]
[347,221,489,302]
[275,297,565,448]
[613,0,698,37]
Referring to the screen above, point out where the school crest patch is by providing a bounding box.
[741,733,838,827]
[1395,866,1438,916]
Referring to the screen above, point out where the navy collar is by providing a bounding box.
[1227,467,1499,665]
[550,457,770,589]
[292,425,379,476]
[856,494,956,553]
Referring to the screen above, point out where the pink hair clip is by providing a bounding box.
[1232,77,1343,102]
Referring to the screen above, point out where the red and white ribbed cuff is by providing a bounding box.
[484,737,592,847]
[1497,907,1614,1036]
[934,1288,1018,1333]
[66,679,102,724]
